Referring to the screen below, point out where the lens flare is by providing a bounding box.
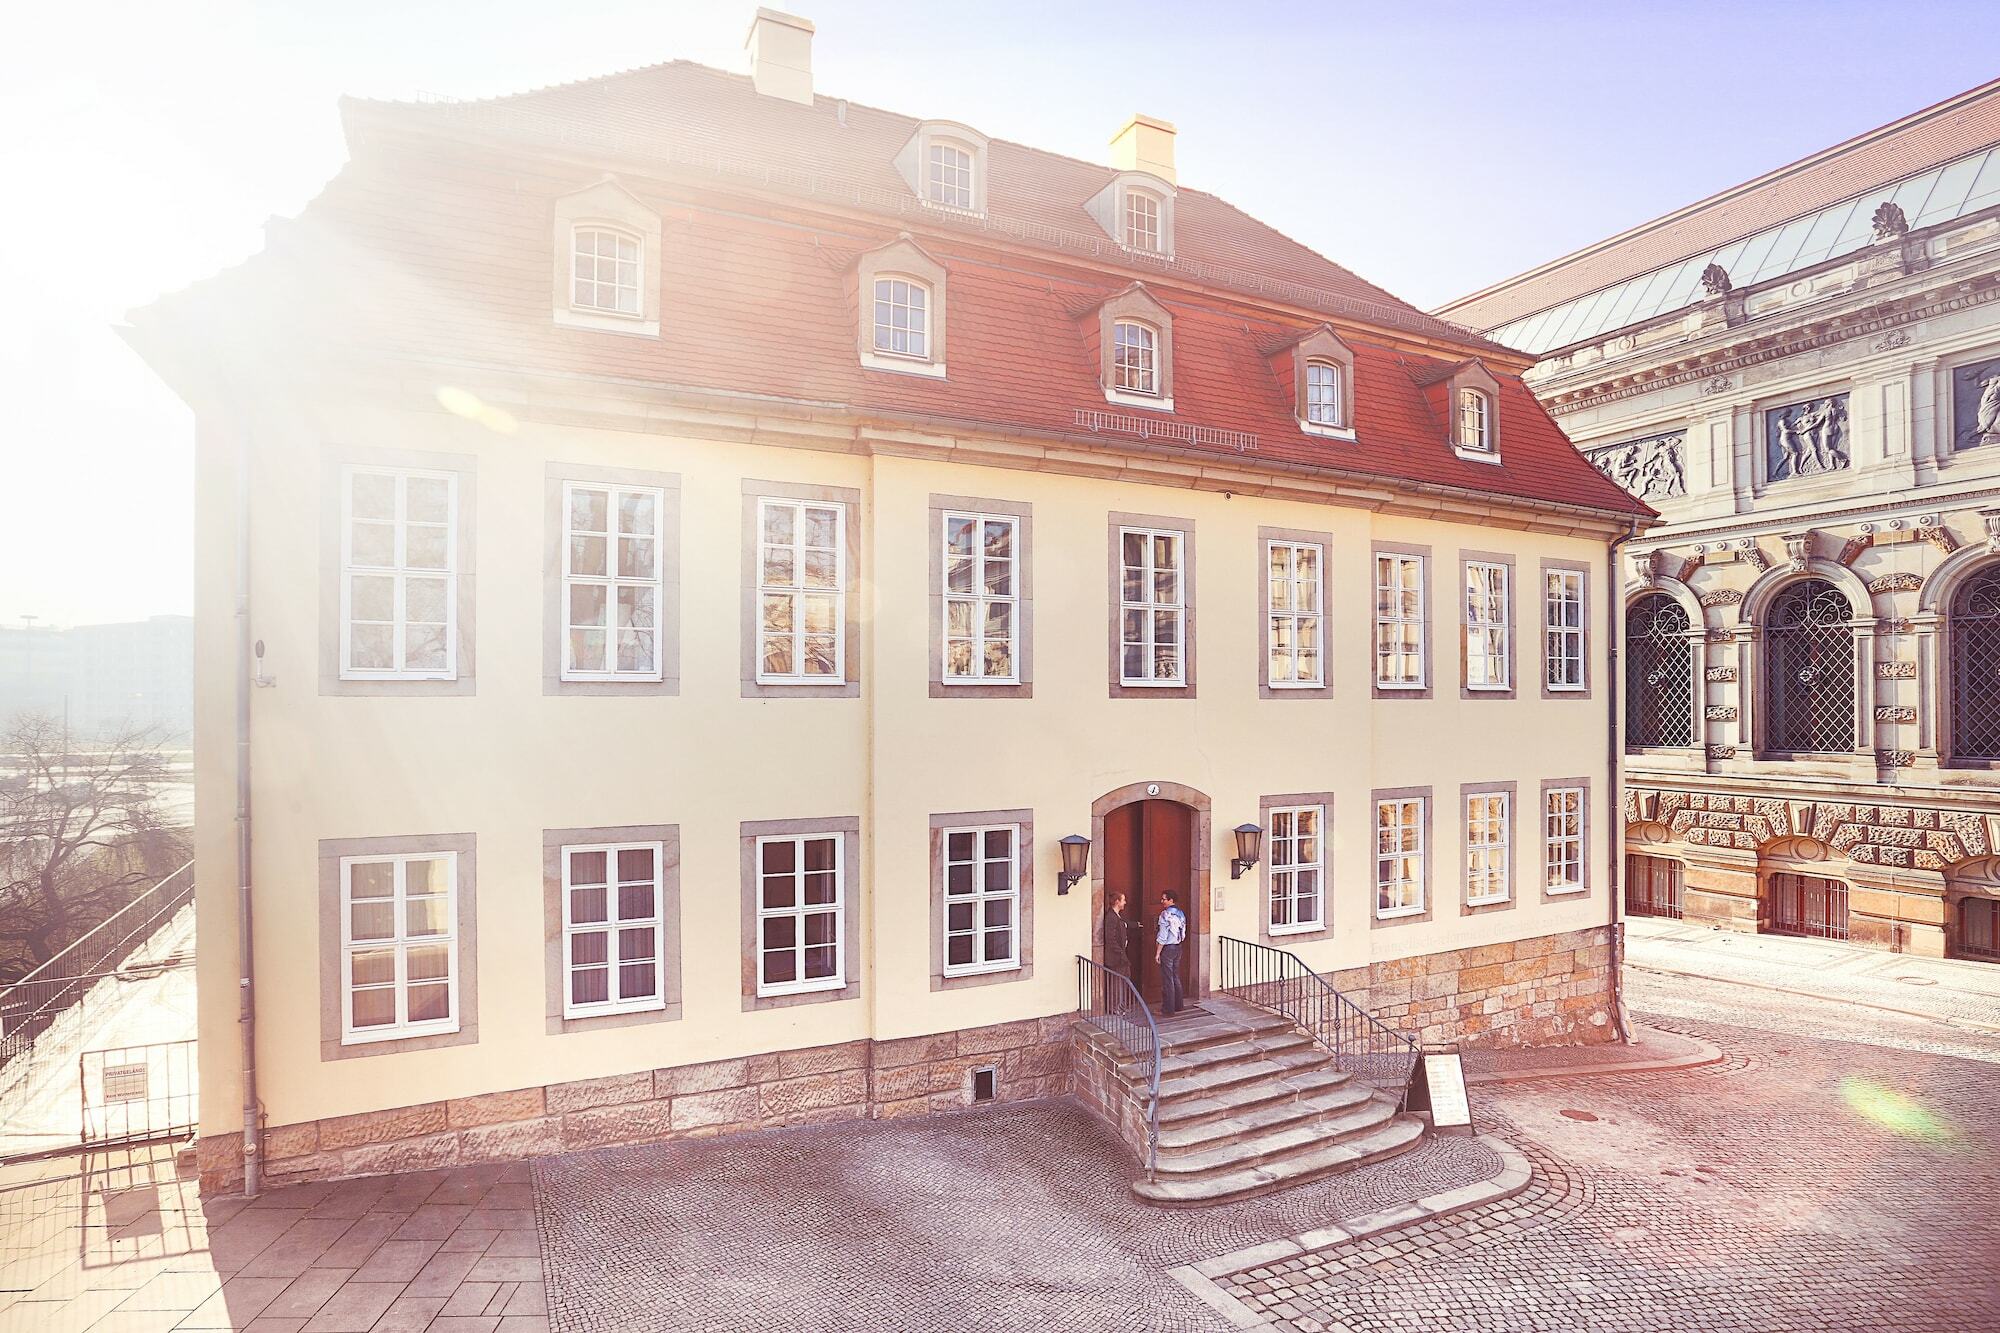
[1839,1077,1954,1142]
[435,386,517,434]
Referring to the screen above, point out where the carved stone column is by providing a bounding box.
[1911,610,1943,769]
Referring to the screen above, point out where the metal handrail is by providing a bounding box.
[1075,955,1161,1178]
[0,860,194,1066]
[1216,935,1422,1107]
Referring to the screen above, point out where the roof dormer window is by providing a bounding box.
[1306,361,1343,428]
[1439,360,1502,462]
[572,226,641,316]
[1087,173,1177,259]
[896,122,989,216]
[927,141,975,210]
[552,179,660,337]
[1113,321,1158,394]
[855,236,948,379]
[872,277,929,359]
[1457,387,1493,452]
[1091,284,1174,411]
[1124,190,1162,253]
[1275,325,1356,440]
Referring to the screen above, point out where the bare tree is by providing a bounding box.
[0,714,191,983]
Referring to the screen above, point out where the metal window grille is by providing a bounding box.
[1766,872,1849,940]
[1625,594,1694,747]
[1765,580,1854,753]
[1958,897,2000,960]
[1624,853,1683,918]
[1951,568,2000,760]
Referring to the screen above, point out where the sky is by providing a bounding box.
[3,0,1997,627]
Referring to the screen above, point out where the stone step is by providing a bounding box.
[1132,1113,1428,1207]
[1131,1029,1316,1083]
[1151,1097,1400,1177]
[1153,1006,1299,1056]
[1154,1079,1379,1152]
[1157,1064,1355,1130]
[1157,1045,1332,1104]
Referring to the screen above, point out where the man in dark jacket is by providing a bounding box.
[1101,891,1136,984]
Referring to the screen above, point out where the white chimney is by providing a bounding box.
[745,8,815,106]
[1109,114,1177,184]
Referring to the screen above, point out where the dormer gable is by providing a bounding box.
[1265,325,1357,441]
[853,234,948,378]
[1446,359,1503,462]
[893,120,990,216]
[1076,283,1174,411]
[1085,172,1177,259]
[551,177,661,337]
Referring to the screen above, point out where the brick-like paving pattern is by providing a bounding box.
[1219,1018,2000,1332]
[534,1099,1500,1332]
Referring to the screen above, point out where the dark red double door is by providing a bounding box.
[1102,799,1197,1008]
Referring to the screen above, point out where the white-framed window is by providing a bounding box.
[1465,791,1511,905]
[572,226,642,316]
[562,482,663,680]
[872,276,930,359]
[755,834,844,996]
[926,140,975,209]
[1466,561,1511,690]
[942,512,1018,683]
[1267,540,1323,687]
[340,852,458,1044]
[1119,526,1186,685]
[1306,361,1344,428]
[1457,387,1493,452]
[560,842,664,1017]
[941,824,1020,975]
[1545,569,1586,691]
[1124,189,1162,252]
[1113,321,1158,395]
[1375,797,1425,918]
[1374,552,1425,688]
[1268,805,1325,934]
[1544,787,1585,895]
[757,498,846,683]
[340,467,457,680]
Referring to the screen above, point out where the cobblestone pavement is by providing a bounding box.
[1218,976,2000,1333]
[535,1101,1500,1332]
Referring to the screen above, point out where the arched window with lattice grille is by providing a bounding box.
[1625,593,1694,748]
[1764,579,1854,753]
[1950,566,2000,761]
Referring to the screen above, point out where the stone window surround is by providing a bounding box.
[927,808,1036,992]
[740,479,864,700]
[1370,785,1434,930]
[1458,779,1519,917]
[1259,791,1335,945]
[1447,360,1503,462]
[1737,562,1875,767]
[551,178,661,338]
[1095,285,1176,411]
[738,816,863,1012]
[317,832,479,1062]
[1372,541,1433,701]
[1539,777,1592,902]
[1539,557,1592,701]
[1257,526,1333,699]
[543,462,682,696]
[927,494,1034,699]
[1106,510,1197,699]
[319,444,478,698]
[894,121,991,217]
[1086,171,1178,259]
[1283,326,1358,440]
[542,824,683,1035]
[1460,549,1519,701]
[856,236,949,379]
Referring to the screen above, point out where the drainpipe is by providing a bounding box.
[235,412,263,1197]
[1604,521,1640,1045]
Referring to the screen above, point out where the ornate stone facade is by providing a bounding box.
[1586,430,1685,499]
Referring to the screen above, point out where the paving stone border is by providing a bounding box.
[1461,1021,1724,1085]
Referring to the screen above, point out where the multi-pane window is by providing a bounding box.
[341,852,456,1043]
[562,482,662,680]
[757,498,845,683]
[1306,361,1344,427]
[341,467,456,680]
[756,834,843,995]
[1544,787,1585,895]
[1464,792,1510,905]
[942,512,1018,682]
[572,226,641,315]
[926,141,974,209]
[1465,561,1511,690]
[1457,388,1492,451]
[1267,805,1324,934]
[872,277,929,359]
[941,825,1019,975]
[1113,321,1158,395]
[1765,578,1854,753]
[1375,797,1425,917]
[1267,541,1323,687]
[1119,527,1186,685]
[561,843,664,1017]
[1124,190,1162,252]
[1374,552,1426,687]
[1626,593,1695,747]
[1544,569,1586,691]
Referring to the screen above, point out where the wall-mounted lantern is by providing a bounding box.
[1229,822,1263,880]
[1057,834,1091,894]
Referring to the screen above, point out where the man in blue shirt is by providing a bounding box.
[1154,889,1188,1016]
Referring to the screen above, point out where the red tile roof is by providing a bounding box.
[1439,78,2000,332]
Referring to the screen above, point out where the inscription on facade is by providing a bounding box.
[1954,355,2000,452]
[1765,393,1849,481]
[1586,430,1685,500]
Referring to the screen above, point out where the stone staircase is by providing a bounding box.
[1072,994,1426,1206]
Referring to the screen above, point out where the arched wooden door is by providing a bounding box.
[1102,799,1196,1008]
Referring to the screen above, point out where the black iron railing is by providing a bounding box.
[1076,955,1160,1176]
[1217,935,1421,1106]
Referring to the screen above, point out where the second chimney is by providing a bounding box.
[1109,114,1176,184]
[746,8,815,106]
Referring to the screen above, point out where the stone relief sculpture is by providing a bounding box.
[1954,356,2000,451]
[1765,394,1849,481]
[1699,263,1732,297]
[1871,201,1909,241]
[1586,430,1685,500]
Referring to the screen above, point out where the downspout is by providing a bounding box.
[1604,521,1640,1045]
[235,414,263,1196]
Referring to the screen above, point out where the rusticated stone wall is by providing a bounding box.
[196,1015,1072,1193]
[1330,924,1618,1049]
[1632,787,1999,872]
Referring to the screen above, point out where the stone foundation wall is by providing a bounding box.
[197,1015,1072,1193]
[1331,924,1619,1049]
[1068,1023,1150,1165]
